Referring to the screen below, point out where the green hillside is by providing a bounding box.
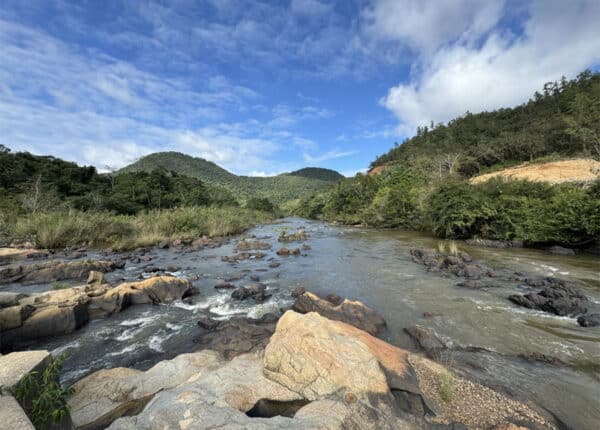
[370,70,600,176]
[294,71,600,247]
[119,152,343,204]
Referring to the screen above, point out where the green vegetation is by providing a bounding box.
[119,151,343,204]
[51,282,70,290]
[3,207,273,250]
[9,354,73,430]
[438,370,454,403]
[294,72,600,247]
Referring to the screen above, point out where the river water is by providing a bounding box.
[4,218,599,429]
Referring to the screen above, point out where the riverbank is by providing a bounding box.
[0,218,598,428]
[0,206,274,250]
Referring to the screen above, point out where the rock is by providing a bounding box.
[101,276,195,308]
[269,261,281,268]
[86,270,105,285]
[508,282,588,317]
[325,293,343,306]
[404,326,446,359]
[277,247,301,256]
[106,353,315,430]
[68,351,223,430]
[0,292,27,308]
[0,304,34,331]
[236,239,272,251]
[0,247,48,266]
[291,286,306,298]
[221,252,267,263]
[545,246,575,256]
[231,284,269,303]
[0,350,52,388]
[518,352,565,366]
[0,395,35,429]
[293,292,387,336]
[157,240,170,249]
[250,274,260,282]
[165,265,180,272]
[301,244,311,250]
[0,259,124,285]
[2,303,89,343]
[195,314,278,359]
[214,281,236,289]
[264,311,421,402]
[577,313,600,327]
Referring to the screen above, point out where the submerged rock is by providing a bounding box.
[404,326,446,359]
[292,291,387,336]
[277,247,301,256]
[545,245,575,256]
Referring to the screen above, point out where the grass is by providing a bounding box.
[438,370,455,403]
[4,206,275,250]
[51,282,70,290]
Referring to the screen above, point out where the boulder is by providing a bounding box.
[196,314,278,359]
[0,395,35,429]
[236,240,272,251]
[577,313,600,327]
[545,246,575,256]
[68,351,223,430]
[86,270,105,285]
[214,281,236,290]
[0,292,27,308]
[0,350,52,388]
[264,311,420,401]
[291,286,306,298]
[509,282,588,317]
[292,292,387,336]
[404,326,446,359]
[100,276,195,308]
[276,247,301,256]
[0,259,124,285]
[0,304,34,331]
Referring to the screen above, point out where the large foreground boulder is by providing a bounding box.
[292,291,387,336]
[264,311,420,401]
[0,259,124,284]
[68,351,223,430]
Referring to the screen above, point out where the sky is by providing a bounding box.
[1,1,599,177]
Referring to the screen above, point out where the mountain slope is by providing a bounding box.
[119,152,343,204]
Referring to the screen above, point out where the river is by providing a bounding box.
[4,218,599,429]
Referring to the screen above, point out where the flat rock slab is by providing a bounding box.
[0,394,35,430]
[0,350,51,388]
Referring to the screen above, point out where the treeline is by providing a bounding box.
[371,71,600,176]
[0,146,240,216]
[294,72,600,247]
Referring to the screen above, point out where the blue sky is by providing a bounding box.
[1,1,599,176]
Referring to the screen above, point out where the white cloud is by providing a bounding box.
[363,0,505,54]
[303,149,358,164]
[291,0,331,17]
[380,0,600,134]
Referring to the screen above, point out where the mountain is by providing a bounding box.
[119,152,343,204]
[370,70,600,177]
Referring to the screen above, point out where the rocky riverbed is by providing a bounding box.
[1,218,599,429]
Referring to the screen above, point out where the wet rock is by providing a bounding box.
[165,265,180,272]
[250,274,260,282]
[277,247,301,256]
[293,291,387,336]
[455,280,484,289]
[302,244,312,250]
[195,314,279,359]
[231,284,269,303]
[404,326,446,359]
[141,255,152,262]
[101,276,195,309]
[518,352,565,366]
[68,351,223,430]
[291,286,306,298]
[278,230,309,242]
[221,251,266,263]
[86,270,105,285]
[325,293,343,306]
[214,281,236,290]
[231,286,251,300]
[545,246,575,256]
[236,239,271,251]
[0,259,124,285]
[157,240,169,249]
[577,313,600,327]
[508,282,588,317]
[269,261,281,268]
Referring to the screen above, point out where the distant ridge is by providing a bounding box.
[119,151,343,203]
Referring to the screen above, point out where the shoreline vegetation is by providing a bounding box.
[0,207,274,251]
[292,72,600,249]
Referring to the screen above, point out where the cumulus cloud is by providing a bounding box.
[379,0,600,134]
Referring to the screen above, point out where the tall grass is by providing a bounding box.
[6,207,274,250]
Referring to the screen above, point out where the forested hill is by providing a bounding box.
[119,152,343,204]
[371,71,600,177]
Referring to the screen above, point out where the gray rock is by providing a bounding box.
[0,395,35,430]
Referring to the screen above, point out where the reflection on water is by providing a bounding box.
[8,218,600,429]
